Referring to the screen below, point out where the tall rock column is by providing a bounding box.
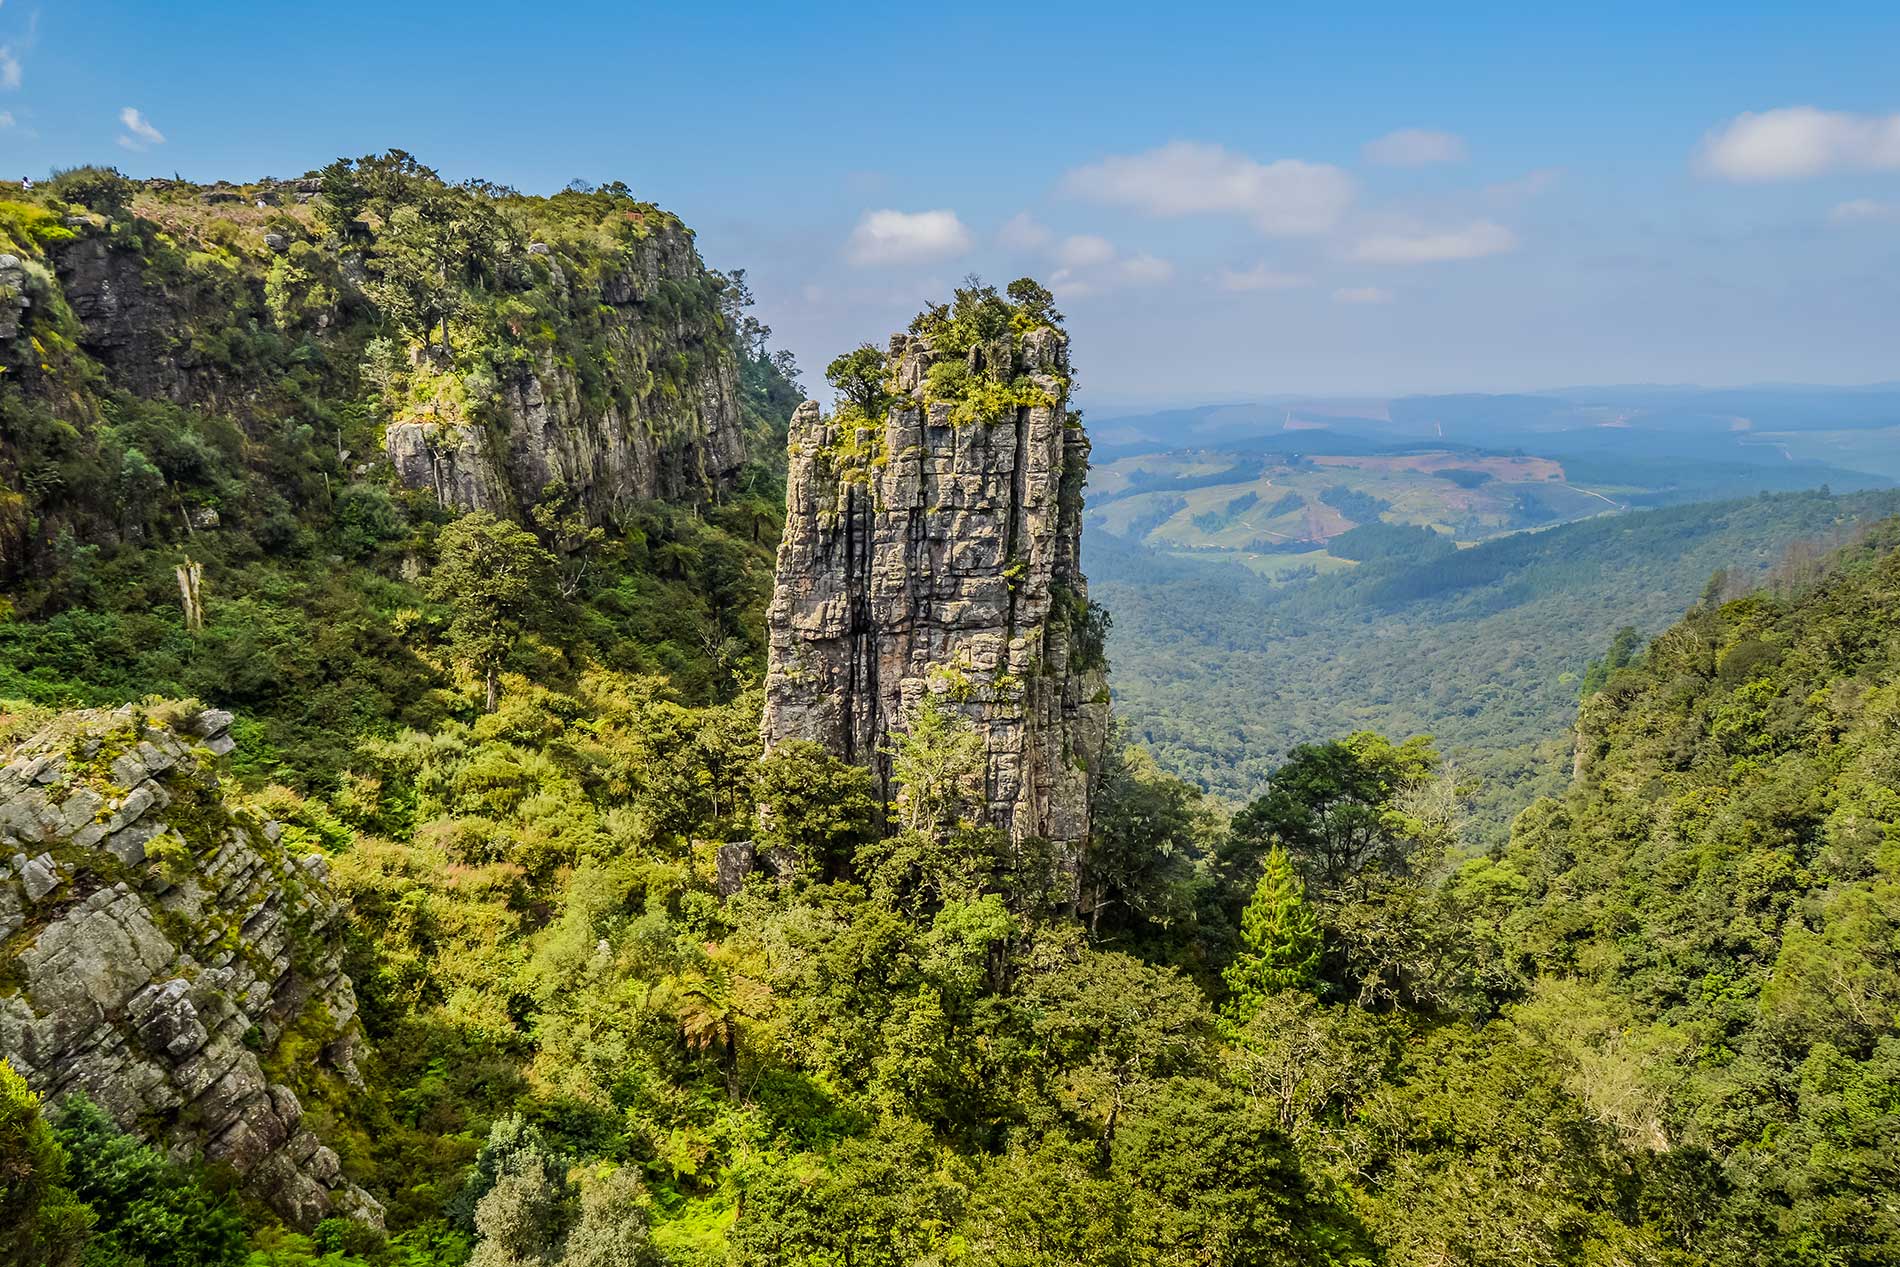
[761,305,1110,888]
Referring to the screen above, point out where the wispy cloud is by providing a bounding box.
[0,111,13,129]
[1054,234,1116,268]
[1698,107,1900,181]
[1049,242,1174,299]
[1829,197,1900,224]
[1363,128,1467,166]
[1484,168,1562,203]
[0,7,36,92]
[1333,286,1393,305]
[996,212,1052,251]
[117,106,166,150]
[845,208,972,266]
[1062,140,1354,236]
[1349,219,1517,264]
[1119,253,1174,284]
[1214,263,1309,292]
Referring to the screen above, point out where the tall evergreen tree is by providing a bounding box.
[1224,846,1322,1019]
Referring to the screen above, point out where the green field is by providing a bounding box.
[1087,447,1640,578]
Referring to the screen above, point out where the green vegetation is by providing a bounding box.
[0,156,798,787]
[819,279,1067,439]
[1088,437,1892,570]
[6,157,1900,1266]
[0,1062,91,1267]
[1098,487,1900,843]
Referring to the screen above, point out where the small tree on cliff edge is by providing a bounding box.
[825,344,892,419]
[1223,845,1322,1021]
[429,512,554,711]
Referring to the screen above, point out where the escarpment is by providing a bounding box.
[0,703,380,1229]
[380,217,747,518]
[762,290,1111,888]
[2,166,750,583]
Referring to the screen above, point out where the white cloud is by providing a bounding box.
[117,106,166,150]
[1055,233,1116,268]
[1119,253,1174,284]
[1484,168,1562,202]
[1215,263,1309,292]
[0,44,18,90]
[1698,107,1900,182]
[997,212,1052,251]
[1048,245,1173,299]
[0,110,12,129]
[1363,128,1467,166]
[1333,286,1393,305]
[1829,197,1900,224]
[1062,140,1354,236]
[845,208,972,266]
[1349,219,1516,264]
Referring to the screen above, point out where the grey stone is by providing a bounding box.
[760,324,1110,898]
[16,852,60,902]
[714,840,757,897]
[105,819,160,867]
[0,705,383,1230]
[187,708,235,739]
[383,220,743,521]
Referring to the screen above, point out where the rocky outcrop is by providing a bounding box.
[0,703,381,1229]
[50,232,201,402]
[384,221,746,520]
[0,253,29,341]
[761,320,1110,889]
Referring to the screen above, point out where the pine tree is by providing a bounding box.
[1223,846,1322,1020]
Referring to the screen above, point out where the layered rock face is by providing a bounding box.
[762,322,1110,883]
[383,222,746,518]
[43,215,744,525]
[0,704,381,1229]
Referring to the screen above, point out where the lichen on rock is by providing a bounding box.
[0,701,381,1229]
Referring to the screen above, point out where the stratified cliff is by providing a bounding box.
[762,286,1110,885]
[1,161,755,585]
[380,216,746,517]
[0,703,379,1229]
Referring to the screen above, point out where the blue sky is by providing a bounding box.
[6,1,1900,407]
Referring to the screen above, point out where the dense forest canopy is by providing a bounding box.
[1095,487,1900,844]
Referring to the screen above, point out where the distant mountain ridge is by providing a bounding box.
[1090,383,1900,481]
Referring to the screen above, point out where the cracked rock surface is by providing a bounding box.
[761,325,1110,891]
[382,220,745,520]
[0,702,382,1229]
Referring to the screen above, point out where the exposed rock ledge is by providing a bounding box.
[0,703,381,1229]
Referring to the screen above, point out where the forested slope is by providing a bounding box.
[1096,487,1900,841]
[1498,517,1900,1259]
[0,158,799,783]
